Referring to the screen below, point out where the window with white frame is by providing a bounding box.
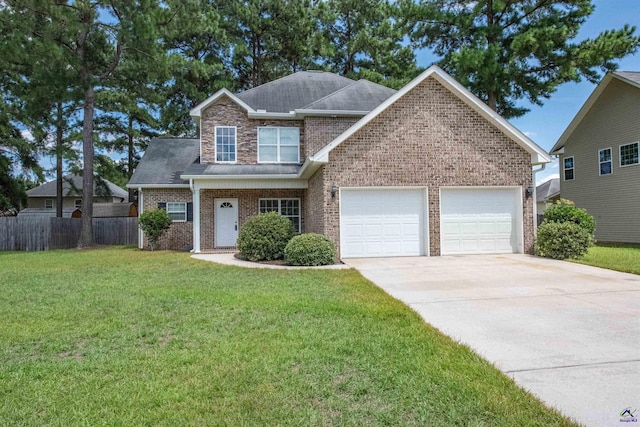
[259,198,301,232]
[620,142,639,167]
[257,127,300,163]
[75,199,82,208]
[45,199,53,209]
[167,202,187,222]
[599,148,612,176]
[563,156,574,181]
[215,126,237,163]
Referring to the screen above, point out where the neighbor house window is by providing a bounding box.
[620,142,639,167]
[75,199,82,208]
[259,198,301,232]
[215,126,237,163]
[45,199,53,209]
[599,148,612,176]
[166,202,187,222]
[563,156,574,181]
[257,127,300,163]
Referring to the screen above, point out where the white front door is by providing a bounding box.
[215,198,239,247]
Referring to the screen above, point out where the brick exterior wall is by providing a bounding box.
[199,189,304,250]
[305,169,325,235]
[200,96,304,164]
[316,77,534,256]
[142,189,193,251]
[303,116,359,157]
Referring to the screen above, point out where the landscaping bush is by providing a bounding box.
[542,198,595,234]
[285,233,336,266]
[138,209,172,251]
[535,221,594,260]
[237,212,295,261]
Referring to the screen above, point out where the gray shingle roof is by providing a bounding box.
[128,138,199,186]
[536,178,560,203]
[26,174,128,199]
[302,80,397,111]
[614,71,640,85]
[183,163,300,176]
[236,71,357,113]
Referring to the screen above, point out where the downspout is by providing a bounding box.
[532,163,546,238]
[138,187,144,249]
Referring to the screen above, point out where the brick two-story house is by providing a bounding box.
[128,65,550,257]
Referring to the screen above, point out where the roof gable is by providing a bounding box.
[27,174,128,199]
[551,71,640,154]
[190,88,255,120]
[311,65,550,165]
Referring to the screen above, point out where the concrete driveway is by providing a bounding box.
[345,254,640,427]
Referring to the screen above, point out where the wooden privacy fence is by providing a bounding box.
[0,217,138,251]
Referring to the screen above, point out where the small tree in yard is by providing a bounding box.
[138,209,172,251]
[535,199,595,260]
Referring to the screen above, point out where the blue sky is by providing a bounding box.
[414,0,640,183]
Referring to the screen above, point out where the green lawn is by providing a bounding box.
[0,247,575,426]
[571,244,640,275]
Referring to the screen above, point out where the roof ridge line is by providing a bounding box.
[300,80,362,109]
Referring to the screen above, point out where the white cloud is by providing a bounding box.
[20,129,34,142]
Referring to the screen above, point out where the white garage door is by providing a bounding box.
[340,188,426,258]
[440,187,520,255]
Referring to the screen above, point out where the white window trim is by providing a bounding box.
[167,201,187,222]
[74,199,82,208]
[258,198,301,232]
[257,126,300,164]
[214,126,237,164]
[44,199,53,209]
[563,156,575,181]
[619,141,639,168]
[598,148,613,176]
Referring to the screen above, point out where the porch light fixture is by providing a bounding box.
[525,186,534,198]
[331,184,338,199]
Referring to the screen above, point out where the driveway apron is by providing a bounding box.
[345,254,640,427]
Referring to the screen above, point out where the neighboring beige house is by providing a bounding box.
[550,71,640,243]
[25,174,128,210]
[128,65,550,257]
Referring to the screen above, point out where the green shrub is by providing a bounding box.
[543,198,595,234]
[535,221,594,260]
[138,209,172,251]
[284,233,336,266]
[237,212,295,261]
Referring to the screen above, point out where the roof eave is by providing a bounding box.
[179,174,301,180]
[126,183,190,189]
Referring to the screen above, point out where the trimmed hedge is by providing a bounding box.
[284,233,336,266]
[535,199,595,260]
[138,209,172,251]
[542,198,595,234]
[535,221,594,260]
[237,212,295,261]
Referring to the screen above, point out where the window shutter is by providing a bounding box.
[157,202,166,210]
[187,202,193,222]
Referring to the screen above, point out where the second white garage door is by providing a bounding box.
[340,188,427,258]
[440,187,521,255]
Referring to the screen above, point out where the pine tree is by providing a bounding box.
[400,0,640,117]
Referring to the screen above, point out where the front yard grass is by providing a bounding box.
[0,247,575,426]
[571,244,640,275]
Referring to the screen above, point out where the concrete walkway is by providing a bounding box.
[192,253,349,270]
[345,254,640,427]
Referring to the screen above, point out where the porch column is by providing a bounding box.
[193,183,201,253]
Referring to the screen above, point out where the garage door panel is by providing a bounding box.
[441,188,519,255]
[341,189,426,258]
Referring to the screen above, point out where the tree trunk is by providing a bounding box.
[487,91,497,111]
[78,84,95,248]
[55,102,63,218]
[127,115,135,202]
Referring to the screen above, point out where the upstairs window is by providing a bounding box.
[563,156,574,181]
[215,126,236,163]
[620,142,639,167]
[599,148,612,176]
[258,127,300,163]
[75,199,82,208]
